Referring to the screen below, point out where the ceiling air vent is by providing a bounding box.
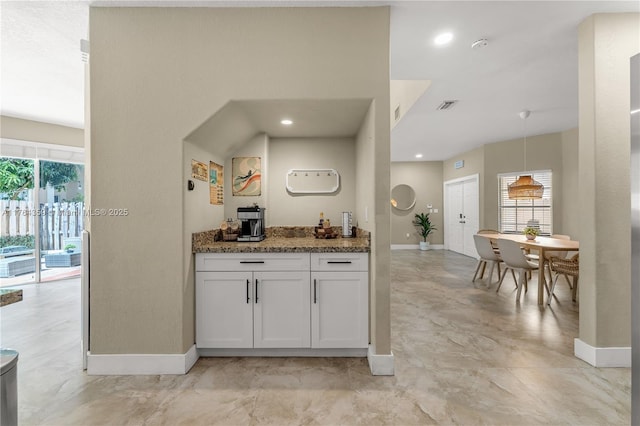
[436,100,458,111]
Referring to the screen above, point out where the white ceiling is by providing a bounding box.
[1,1,638,161]
[186,99,372,156]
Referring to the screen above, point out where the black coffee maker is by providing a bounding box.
[237,206,266,242]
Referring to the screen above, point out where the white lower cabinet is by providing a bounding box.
[196,253,310,349]
[311,253,369,349]
[196,251,368,351]
[196,271,253,348]
[253,271,310,348]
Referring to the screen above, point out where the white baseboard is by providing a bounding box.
[574,338,631,367]
[367,345,395,375]
[391,244,444,250]
[87,344,199,375]
[198,348,367,357]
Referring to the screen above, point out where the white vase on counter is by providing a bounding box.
[419,241,430,251]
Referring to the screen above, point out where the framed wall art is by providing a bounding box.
[191,159,208,182]
[209,161,224,205]
[232,157,261,196]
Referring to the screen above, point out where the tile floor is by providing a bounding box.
[0,250,631,425]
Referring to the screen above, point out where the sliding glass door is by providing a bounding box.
[39,160,84,282]
[0,157,36,286]
[0,156,84,285]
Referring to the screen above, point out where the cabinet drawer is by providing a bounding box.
[196,253,310,272]
[310,253,368,272]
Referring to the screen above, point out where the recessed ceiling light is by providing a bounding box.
[434,32,453,46]
[281,119,293,125]
[415,153,423,159]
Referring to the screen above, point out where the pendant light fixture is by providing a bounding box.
[508,110,544,199]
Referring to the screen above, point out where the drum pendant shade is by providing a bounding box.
[508,175,544,199]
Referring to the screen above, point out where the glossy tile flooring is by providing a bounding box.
[0,250,630,425]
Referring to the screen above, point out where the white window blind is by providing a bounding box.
[498,170,552,235]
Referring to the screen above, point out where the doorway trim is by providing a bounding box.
[443,173,479,254]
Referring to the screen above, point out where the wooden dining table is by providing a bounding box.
[476,232,579,305]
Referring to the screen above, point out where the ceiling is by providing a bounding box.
[1,1,638,161]
[186,99,372,156]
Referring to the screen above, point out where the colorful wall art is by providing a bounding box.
[209,161,224,205]
[232,157,261,196]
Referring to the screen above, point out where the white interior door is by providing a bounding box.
[444,174,479,257]
[462,179,479,257]
[446,182,464,254]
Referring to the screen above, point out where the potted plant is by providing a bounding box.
[64,244,76,253]
[523,227,539,240]
[413,212,437,250]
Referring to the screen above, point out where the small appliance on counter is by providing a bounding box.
[237,206,266,242]
[342,211,355,237]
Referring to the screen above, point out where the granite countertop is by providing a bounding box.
[0,289,23,307]
[193,226,370,253]
[194,237,370,253]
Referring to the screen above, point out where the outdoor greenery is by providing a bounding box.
[0,235,35,249]
[413,212,437,242]
[0,158,81,200]
[0,159,34,200]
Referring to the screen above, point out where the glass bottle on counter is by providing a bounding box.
[319,212,324,226]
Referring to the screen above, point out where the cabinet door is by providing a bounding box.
[196,271,253,348]
[311,271,369,348]
[253,271,311,348]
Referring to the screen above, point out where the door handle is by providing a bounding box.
[255,278,259,303]
[314,279,317,304]
[246,279,250,304]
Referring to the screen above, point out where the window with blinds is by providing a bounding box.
[498,170,552,235]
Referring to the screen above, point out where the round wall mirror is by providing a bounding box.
[390,184,416,211]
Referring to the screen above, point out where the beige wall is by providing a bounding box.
[1,115,84,148]
[182,141,225,348]
[561,128,580,240]
[483,132,565,232]
[268,137,356,226]
[578,13,639,348]
[90,7,390,355]
[390,162,444,245]
[355,100,392,354]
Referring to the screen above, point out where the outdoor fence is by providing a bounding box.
[0,201,84,251]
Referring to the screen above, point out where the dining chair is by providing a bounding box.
[472,234,505,288]
[543,234,572,288]
[475,229,501,278]
[547,253,579,305]
[497,238,539,301]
